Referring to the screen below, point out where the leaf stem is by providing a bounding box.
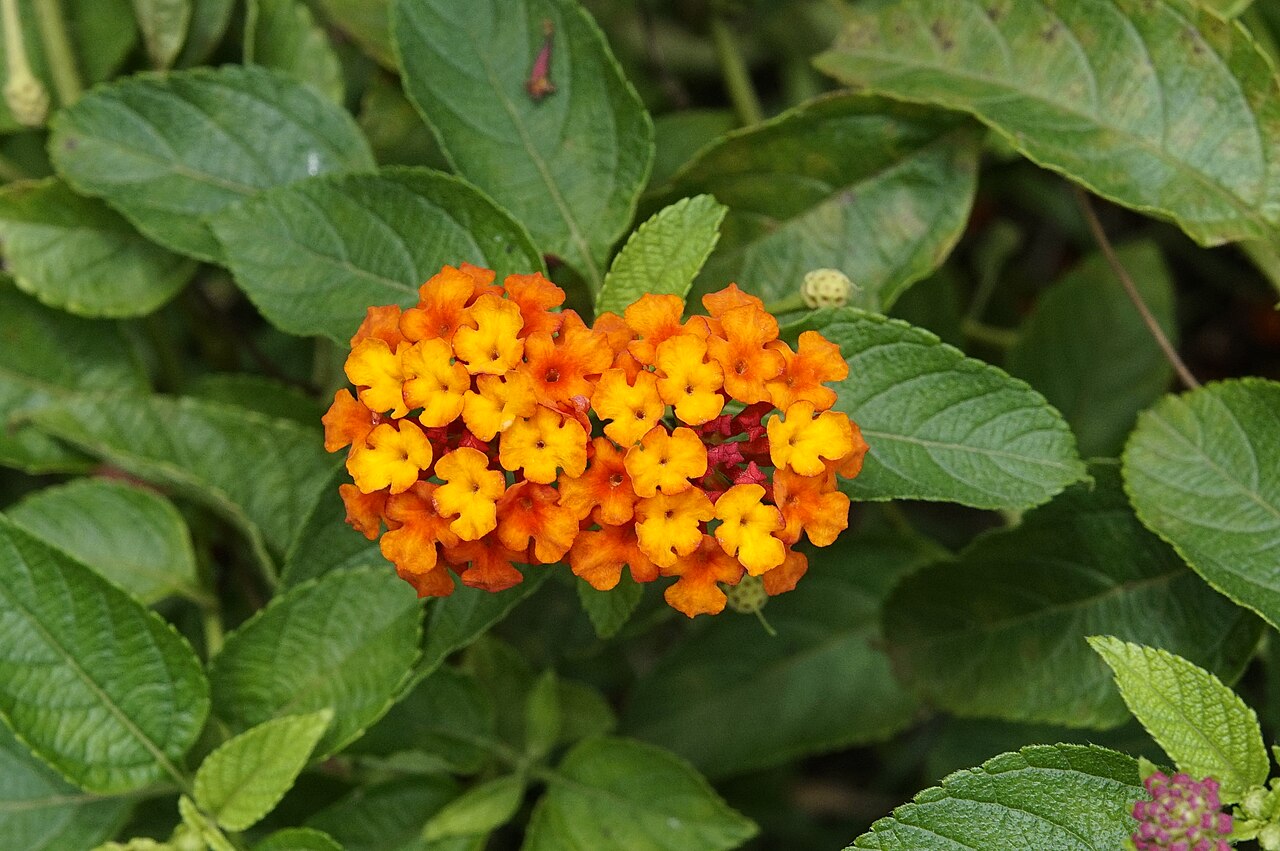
[710,14,762,126]
[960,318,1018,349]
[32,0,81,106]
[1071,186,1200,391]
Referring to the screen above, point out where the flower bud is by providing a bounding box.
[801,268,855,309]
[723,573,767,613]
[1260,823,1280,851]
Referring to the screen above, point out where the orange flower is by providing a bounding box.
[773,466,849,546]
[462,372,538,441]
[452,293,525,375]
[323,389,378,453]
[351,304,403,348]
[401,338,470,427]
[762,549,807,596]
[662,535,745,618]
[624,426,707,498]
[499,407,588,484]
[344,338,409,418]
[591,368,664,447]
[767,401,856,476]
[339,483,387,539]
[702,283,765,318]
[838,420,870,479]
[712,483,785,575]
[558,438,637,525]
[379,482,459,576]
[496,481,578,563]
[444,540,525,592]
[654,334,724,425]
[399,265,483,343]
[433,447,506,540]
[504,272,565,338]
[568,523,657,590]
[765,331,848,411]
[396,562,457,598]
[706,304,784,404]
[624,293,687,364]
[634,488,714,567]
[346,421,433,494]
[520,312,612,408]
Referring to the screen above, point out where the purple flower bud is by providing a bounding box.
[1131,771,1232,851]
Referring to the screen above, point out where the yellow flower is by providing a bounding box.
[591,368,664,447]
[498,406,588,484]
[654,334,724,425]
[433,447,506,540]
[346,421,433,494]
[767,401,855,476]
[624,426,707,497]
[462,372,538,441]
[713,484,785,575]
[344,338,408,418]
[452,293,525,375]
[401,338,470,427]
[634,489,714,567]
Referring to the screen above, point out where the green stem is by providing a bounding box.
[710,15,762,126]
[753,607,778,637]
[960,318,1018,349]
[32,0,81,106]
[202,604,224,657]
[764,293,808,315]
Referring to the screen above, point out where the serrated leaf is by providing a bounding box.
[245,0,345,103]
[815,0,1280,248]
[1124,378,1280,627]
[1007,242,1177,457]
[308,777,460,851]
[1090,636,1268,800]
[0,518,209,793]
[625,531,924,777]
[523,737,755,851]
[212,167,545,342]
[788,308,1087,508]
[132,0,192,69]
[188,373,323,428]
[850,744,1143,850]
[596,195,726,315]
[424,775,525,841]
[180,795,236,851]
[0,725,130,851]
[576,574,642,639]
[194,711,333,831]
[26,395,333,571]
[6,478,200,604]
[393,0,654,290]
[313,0,394,67]
[255,828,344,851]
[882,464,1262,728]
[50,65,375,261]
[667,94,979,311]
[210,567,422,756]
[282,465,387,588]
[0,281,148,473]
[0,178,195,317]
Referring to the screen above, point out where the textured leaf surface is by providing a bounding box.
[282,465,386,588]
[0,178,194,317]
[393,0,654,289]
[523,737,756,851]
[850,744,1143,850]
[245,0,344,103]
[212,167,544,341]
[815,0,1280,248]
[195,711,333,830]
[50,65,374,260]
[0,518,208,793]
[665,93,978,310]
[789,308,1086,508]
[210,567,422,755]
[6,478,200,604]
[626,532,924,777]
[1007,242,1176,457]
[255,828,344,851]
[1123,379,1280,627]
[596,195,726,315]
[189,373,323,428]
[423,774,524,840]
[308,777,460,851]
[882,465,1261,728]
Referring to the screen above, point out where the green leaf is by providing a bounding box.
[357,74,449,170]
[788,308,1087,508]
[176,0,235,66]
[595,195,726,315]
[850,744,1143,850]
[665,93,979,311]
[576,574,642,640]
[1090,636,1268,800]
[814,0,1280,248]
[625,531,925,777]
[180,794,236,851]
[0,281,148,474]
[1205,0,1256,17]
[5,477,201,604]
[423,775,525,841]
[312,0,394,67]
[255,828,345,851]
[393,0,654,289]
[188,373,323,428]
[212,166,545,342]
[132,0,192,69]
[1123,378,1280,627]
[524,672,560,762]
[282,464,387,588]
[245,0,345,103]
[0,518,209,793]
[524,737,756,851]
[649,110,736,189]
[194,711,334,831]
[210,567,422,756]
[26,395,333,571]
[882,464,1262,728]
[308,777,460,851]
[0,725,130,851]
[50,65,375,261]
[1007,242,1177,457]
[556,680,616,747]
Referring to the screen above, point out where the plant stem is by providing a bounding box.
[32,0,81,106]
[710,14,762,126]
[1071,186,1200,391]
[960,317,1018,349]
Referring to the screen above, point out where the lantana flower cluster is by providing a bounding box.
[1130,771,1232,851]
[322,263,867,617]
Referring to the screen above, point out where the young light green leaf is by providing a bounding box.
[313,0,394,67]
[850,745,1144,850]
[307,777,461,851]
[6,478,201,604]
[665,94,979,311]
[814,0,1280,248]
[596,195,726,315]
[0,178,195,317]
[245,0,344,103]
[212,167,544,342]
[393,0,654,290]
[524,737,755,851]
[1124,379,1280,628]
[0,518,209,794]
[524,671,561,762]
[210,567,422,756]
[882,464,1262,728]
[254,828,344,851]
[179,795,236,851]
[50,65,375,261]
[576,574,642,639]
[1090,636,1269,801]
[132,0,192,69]
[422,775,525,841]
[1007,242,1177,457]
[194,711,334,831]
[788,308,1087,508]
